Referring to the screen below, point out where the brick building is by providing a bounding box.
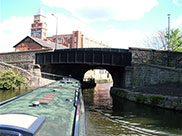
[46,31,83,48]
[13,36,66,51]
[47,31,111,48]
[14,9,110,51]
[14,9,66,51]
[31,9,47,40]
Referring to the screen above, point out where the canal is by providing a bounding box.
[1,83,182,135]
[0,88,30,102]
[82,83,182,136]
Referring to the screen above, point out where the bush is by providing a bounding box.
[0,69,27,90]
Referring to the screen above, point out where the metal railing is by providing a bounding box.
[73,88,81,136]
[73,88,86,136]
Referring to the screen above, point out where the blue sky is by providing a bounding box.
[1,0,182,52]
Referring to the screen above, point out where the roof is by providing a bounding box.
[13,36,67,49]
[0,79,81,136]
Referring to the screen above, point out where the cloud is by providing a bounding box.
[41,0,158,21]
[0,13,95,53]
[171,15,182,29]
[0,16,32,53]
[92,26,147,49]
[45,13,95,36]
[173,0,182,6]
[0,11,148,53]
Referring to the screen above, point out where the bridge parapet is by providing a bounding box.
[36,48,132,67]
[0,49,52,70]
[129,47,182,67]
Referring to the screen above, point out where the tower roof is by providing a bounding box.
[37,8,44,15]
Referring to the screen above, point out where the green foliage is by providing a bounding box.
[136,95,147,103]
[0,69,27,90]
[150,96,163,105]
[165,28,182,52]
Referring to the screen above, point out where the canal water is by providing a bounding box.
[0,89,30,102]
[82,83,182,136]
[1,84,182,135]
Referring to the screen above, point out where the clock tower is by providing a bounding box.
[31,8,47,40]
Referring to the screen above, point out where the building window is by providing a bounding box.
[58,38,62,43]
[74,36,77,48]
[74,37,77,42]
[74,43,77,48]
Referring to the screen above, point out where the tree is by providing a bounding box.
[143,30,168,50]
[0,69,27,90]
[144,28,182,52]
[165,28,182,52]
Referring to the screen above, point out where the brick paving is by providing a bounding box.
[38,93,56,104]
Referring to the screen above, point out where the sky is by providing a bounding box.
[1,0,182,52]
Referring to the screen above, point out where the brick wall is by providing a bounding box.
[72,31,83,48]
[15,37,44,51]
[15,41,42,51]
[47,34,72,48]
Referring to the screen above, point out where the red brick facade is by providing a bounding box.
[72,31,83,48]
[31,14,47,40]
[47,34,73,48]
[14,37,46,51]
[47,31,84,48]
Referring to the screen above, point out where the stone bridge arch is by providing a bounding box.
[83,68,113,82]
[39,63,125,87]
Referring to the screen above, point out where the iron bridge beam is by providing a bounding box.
[35,48,132,67]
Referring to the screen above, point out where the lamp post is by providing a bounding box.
[167,14,171,50]
[51,13,58,50]
[167,14,171,66]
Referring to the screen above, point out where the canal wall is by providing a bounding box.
[112,48,182,111]
[0,49,55,88]
[124,62,182,88]
[0,62,32,80]
[0,62,55,88]
[110,88,182,111]
[0,49,52,70]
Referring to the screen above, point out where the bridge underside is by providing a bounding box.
[40,63,125,88]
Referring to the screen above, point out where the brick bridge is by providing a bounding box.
[35,48,131,87]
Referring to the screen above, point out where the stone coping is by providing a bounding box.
[111,87,182,111]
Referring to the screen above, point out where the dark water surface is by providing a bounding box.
[0,88,30,102]
[1,84,182,135]
[82,83,182,136]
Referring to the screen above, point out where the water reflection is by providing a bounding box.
[112,96,182,135]
[83,83,182,136]
[93,83,113,109]
[0,89,30,102]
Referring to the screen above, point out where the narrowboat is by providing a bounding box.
[0,78,86,136]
